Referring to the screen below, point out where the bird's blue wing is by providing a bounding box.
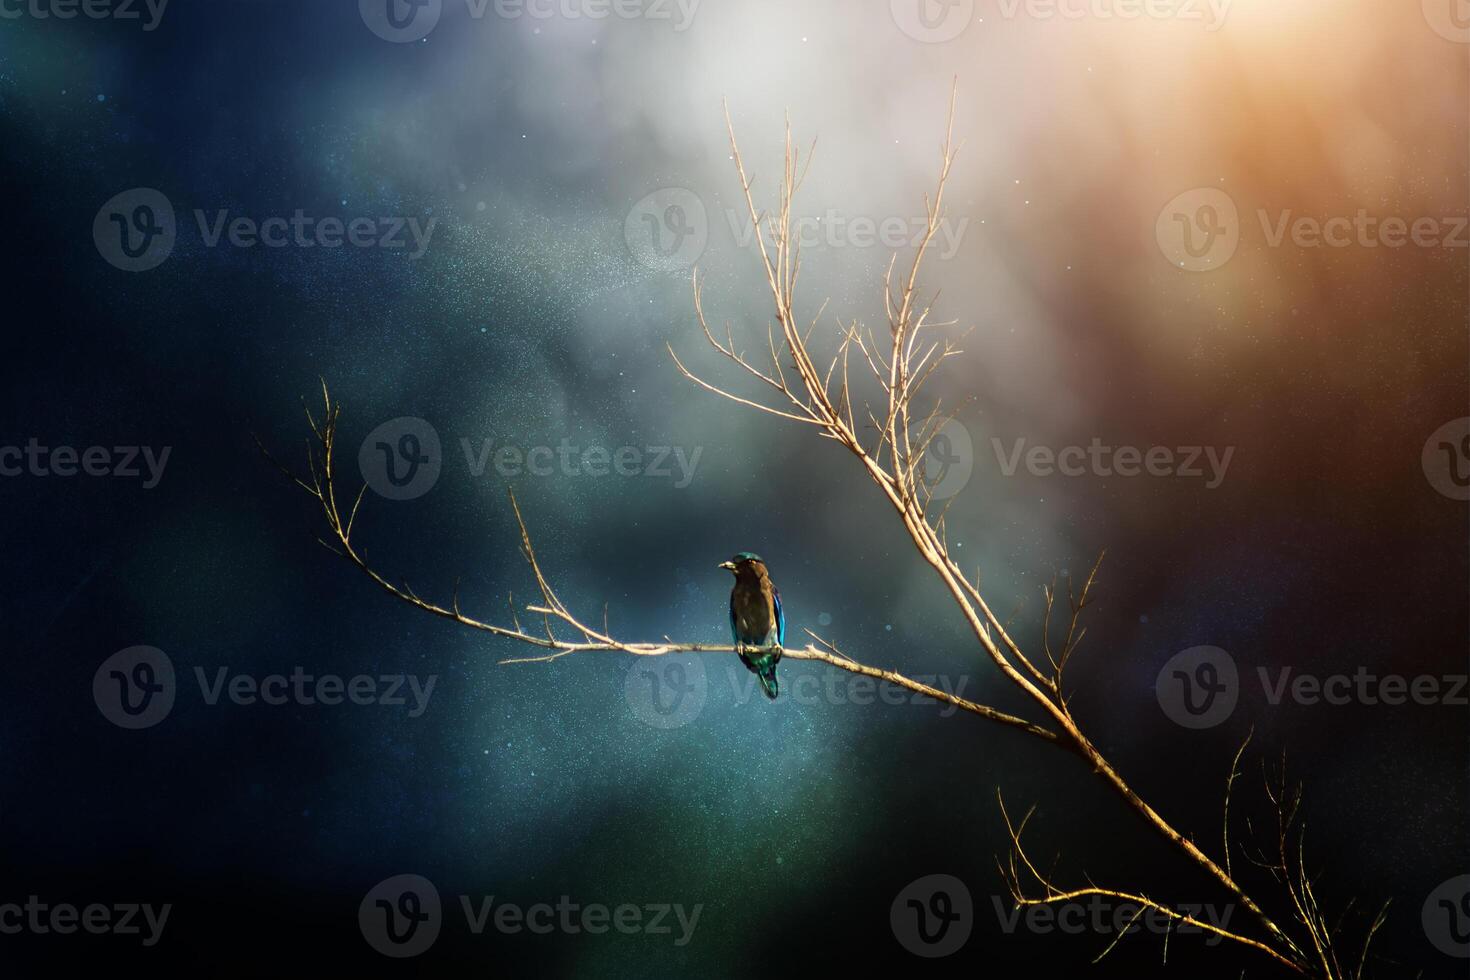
[772,586,785,647]
[729,590,739,645]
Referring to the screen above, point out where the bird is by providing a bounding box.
[718,552,785,700]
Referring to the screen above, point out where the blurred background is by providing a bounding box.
[0,0,1465,975]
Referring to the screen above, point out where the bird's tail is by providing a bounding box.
[755,662,779,701]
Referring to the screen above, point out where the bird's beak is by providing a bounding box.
[717,561,736,571]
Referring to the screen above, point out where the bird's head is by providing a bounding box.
[718,552,768,579]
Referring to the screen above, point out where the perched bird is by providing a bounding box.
[718,552,785,700]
